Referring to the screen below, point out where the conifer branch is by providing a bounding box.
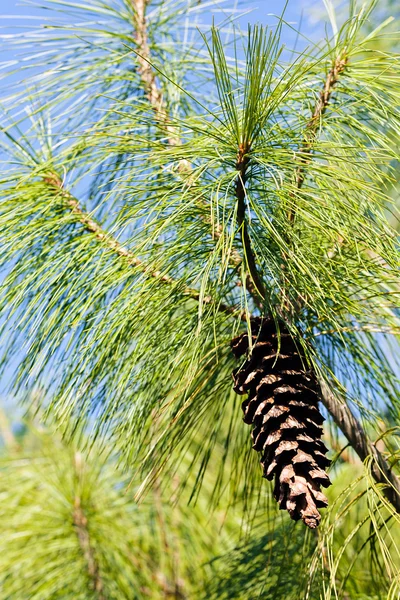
[132,0,162,109]
[288,53,347,223]
[130,0,177,146]
[45,175,174,282]
[48,53,400,517]
[44,174,242,319]
[132,0,164,109]
[130,0,260,303]
[42,21,400,519]
[235,144,266,306]
[73,453,105,600]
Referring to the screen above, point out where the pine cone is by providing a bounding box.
[231,317,331,528]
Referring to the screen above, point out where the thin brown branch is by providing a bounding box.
[235,144,266,306]
[133,0,162,110]
[131,0,177,146]
[45,174,243,320]
[288,53,347,223]
[281,54,347,303]
[230,57,347,307]
[73,453,105,600]
[320,383,400,513]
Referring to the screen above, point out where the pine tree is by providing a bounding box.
[1,0,400,596]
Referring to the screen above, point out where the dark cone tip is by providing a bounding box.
[304,516,319,529]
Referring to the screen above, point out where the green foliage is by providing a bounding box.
[0,0,400,597]
[0,417,238,599]
[1,0,399,480]
[205,462,400,599]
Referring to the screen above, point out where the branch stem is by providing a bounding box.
[45,175,242,320]
[73,453,105,600]
[131,0,177,146]
[288,54,347,222]
[235,146,266,306]
[320,383,400,512]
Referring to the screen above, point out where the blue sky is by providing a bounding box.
[0,1,327,90]
[0,1,326,43]
[0,0,317,20]
[0,1,329,97]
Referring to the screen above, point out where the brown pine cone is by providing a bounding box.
[231,317,331,528]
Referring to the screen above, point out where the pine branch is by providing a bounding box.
[225,53,347,308]
[73,453,105,600]
[131,0,177,146]
[130,0,260,303]
[45,175,174,282]
[284,54,347,293]
[132,0,162,110]
[235,144,266,306]
[4,4,399,526]
[320,383,400,512]
[44,174,242,319]
[288,53,347,223]
[49,42,400,518]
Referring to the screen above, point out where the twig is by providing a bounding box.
[283,55,347,307]
[73,452,105,600]
[44,174,243,320]
[288,54,347,222]
[320,383,400,513]
[235,144,266,306]
[132,0,162,110]
[131,0,177,146]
